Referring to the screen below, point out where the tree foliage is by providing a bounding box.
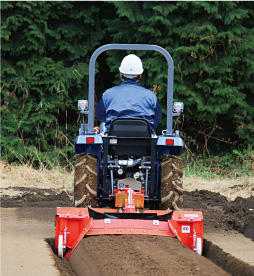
[1,1,254,166]
[105,1,254,150]
[1,1,105,165]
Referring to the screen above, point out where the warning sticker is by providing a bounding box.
[182,225,190,233]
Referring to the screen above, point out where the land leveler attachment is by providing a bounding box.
[55,188,203,259]
[55,44,203,259]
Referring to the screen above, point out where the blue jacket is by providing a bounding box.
[95,80,162,132]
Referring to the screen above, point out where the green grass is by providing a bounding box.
[182,146,254,179]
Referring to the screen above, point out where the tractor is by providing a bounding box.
[55,44,203,259]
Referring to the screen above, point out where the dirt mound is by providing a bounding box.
[0,187,72,208]
[184,190,254,241]
[69,235,228,276]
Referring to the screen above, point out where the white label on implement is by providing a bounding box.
[104,219,111,224]
[184,214,199,218]
[153,220,159,226]
[182,226,190,233]
[109,139,117,144]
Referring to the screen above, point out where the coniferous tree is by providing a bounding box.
[1,1,105,164]
[1,1,253,165]
[104,1,254,150]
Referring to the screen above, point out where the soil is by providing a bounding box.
[184,190,254,241]
[2,187,253,241]
[0,187,72,208]
[69,235,228,276]
[1,207,76,276]
[1,186,254,276]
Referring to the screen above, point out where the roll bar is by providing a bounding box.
[88,44,174,134]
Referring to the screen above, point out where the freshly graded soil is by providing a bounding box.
[1,186,254,276]
[1,207,61,276]
[69,235,229,276]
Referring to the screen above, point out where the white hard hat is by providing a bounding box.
[119,54,144,75]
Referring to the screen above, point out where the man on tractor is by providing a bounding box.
[74,45,184,214]
[95,54,162,133]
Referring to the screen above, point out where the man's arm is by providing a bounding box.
[95,98,106,122]
[154,101,162,128]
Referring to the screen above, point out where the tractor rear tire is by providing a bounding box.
[160,154,183,210]
[74,153,98,208]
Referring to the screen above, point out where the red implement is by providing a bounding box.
[55,206,203,259]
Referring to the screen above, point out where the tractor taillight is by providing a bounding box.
[166,139,174,145]
[87,137,94,143]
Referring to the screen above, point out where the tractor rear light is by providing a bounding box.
[86,137,94,143]
[166,139,174,145]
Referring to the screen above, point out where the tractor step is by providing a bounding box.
[55,207,203,259]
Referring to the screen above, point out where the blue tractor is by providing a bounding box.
[73,44,184,211]
[55,45,204,259]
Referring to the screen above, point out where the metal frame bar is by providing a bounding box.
[101,137,109,200]
[88,44,174,134]
[149,138,157,199]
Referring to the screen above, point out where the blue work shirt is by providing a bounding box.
[95,80,162,132]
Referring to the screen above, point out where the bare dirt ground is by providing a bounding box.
[1,161,254,276]
[1,208,61,276]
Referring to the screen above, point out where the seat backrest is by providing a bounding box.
[108,118,151,137]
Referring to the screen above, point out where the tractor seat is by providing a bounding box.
[108,118,151,137]
[107,118,152,156]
